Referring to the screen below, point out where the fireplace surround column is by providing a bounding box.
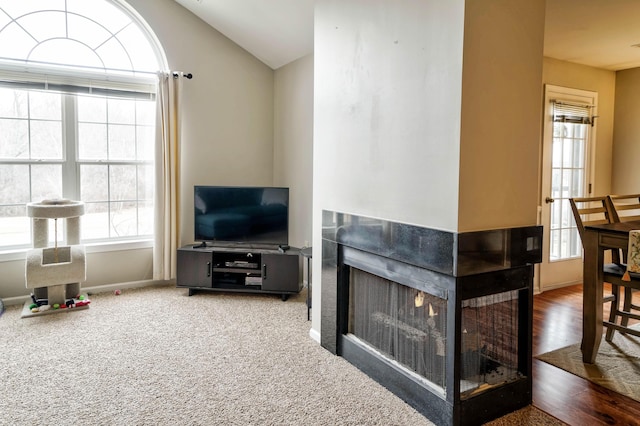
[320,211,542,426]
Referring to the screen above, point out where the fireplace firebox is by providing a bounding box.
[321,211,542,426]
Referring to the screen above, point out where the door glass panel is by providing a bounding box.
[549,120,589,261]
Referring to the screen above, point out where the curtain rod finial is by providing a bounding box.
[172,71,192,79]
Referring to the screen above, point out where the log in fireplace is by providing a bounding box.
[321,211,542,426]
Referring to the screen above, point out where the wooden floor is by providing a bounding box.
[532,284,640,425]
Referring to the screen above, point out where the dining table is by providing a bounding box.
[582,219,640,363]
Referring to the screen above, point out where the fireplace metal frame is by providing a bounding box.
[320,211,542,426]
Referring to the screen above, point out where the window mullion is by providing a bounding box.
[62,94,78,201]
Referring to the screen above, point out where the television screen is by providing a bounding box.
[194,186,289,247]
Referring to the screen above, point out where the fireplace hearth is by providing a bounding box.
[321,211,542,426]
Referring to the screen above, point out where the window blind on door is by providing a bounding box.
[552,101,593,124]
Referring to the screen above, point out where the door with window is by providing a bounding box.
[539,85,597,291]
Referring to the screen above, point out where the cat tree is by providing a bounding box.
[23,199,89,318]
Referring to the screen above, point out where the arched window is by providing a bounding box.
[0,0,166,248]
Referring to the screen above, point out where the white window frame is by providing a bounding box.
[0,0,166,260]
[0,80,157,257]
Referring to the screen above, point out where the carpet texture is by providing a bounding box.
[536,326,640,402]
[0,284,564,425]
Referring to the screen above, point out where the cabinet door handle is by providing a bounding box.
[262,264,267,279]
[207,261,211,277]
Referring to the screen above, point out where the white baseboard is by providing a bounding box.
[540,280,582,292]
[309,326,321,343]
[1,279,170,306]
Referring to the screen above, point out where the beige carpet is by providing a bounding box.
[536,326,640,402]
[0,284,564,425]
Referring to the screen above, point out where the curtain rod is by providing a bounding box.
[173,72,193,79]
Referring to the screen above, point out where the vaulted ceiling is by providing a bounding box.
[174,0,640,71]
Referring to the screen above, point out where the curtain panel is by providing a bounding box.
[154,72,183,281]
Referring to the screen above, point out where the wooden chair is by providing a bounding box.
[569,196,629,341]
[607,194,640,323]
[608,193,640,223]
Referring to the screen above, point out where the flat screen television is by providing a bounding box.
[194,186,289,247]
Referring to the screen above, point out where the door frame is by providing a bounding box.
[535,84,598,293]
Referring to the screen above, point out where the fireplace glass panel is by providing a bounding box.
[349,268,448,391]
[460,290,522,399]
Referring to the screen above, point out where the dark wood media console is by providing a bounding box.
[177,244,302,300]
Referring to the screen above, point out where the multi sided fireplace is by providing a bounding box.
[321,212,542,426]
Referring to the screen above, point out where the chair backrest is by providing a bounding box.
[569,196,617,240]
[608,194,640,223]
[570,196,620,263]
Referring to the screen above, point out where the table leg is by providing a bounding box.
[582,228,604,363]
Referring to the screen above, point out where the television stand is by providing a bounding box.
[176,244,302,300]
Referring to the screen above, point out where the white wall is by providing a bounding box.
[312,0,467,333]
[313,0,465,233]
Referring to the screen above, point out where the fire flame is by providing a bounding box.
[428,303,436,317]
[414,291,424,307]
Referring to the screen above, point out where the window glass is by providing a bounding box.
[136,101,155,125]
[78,123,108,160]
[0,0,65,17]
[0,88,28,117]
[110,165,138,201]
[0,165,30,203]
[108,98,136,124]
[82,202,110,240]
[137,126,155,161]
[80,165,109,202]
[111,201,138,237]
[0,0,157,71]
[109,124,137,160]
[67,14,112,48]
[19,11,66,41]
[30,120,63,159]
[0,208,29,246]
[0,119,29,159]
[78,96,107,122]
[0,23,36,59]
[30,92,62,120]
[138,165,154,201]
[31,165,62,200]
[66,0,131,34]
[0,0,162,249]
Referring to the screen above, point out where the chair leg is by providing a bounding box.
[621,287,633,328]
[605,284,620,342]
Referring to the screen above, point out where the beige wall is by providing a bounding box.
[458,0,545,232]
[274,54,314,248]
[0,0,277,299]
[612,67,640,194]
[542,57,616,196]
[127,0,276,248]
